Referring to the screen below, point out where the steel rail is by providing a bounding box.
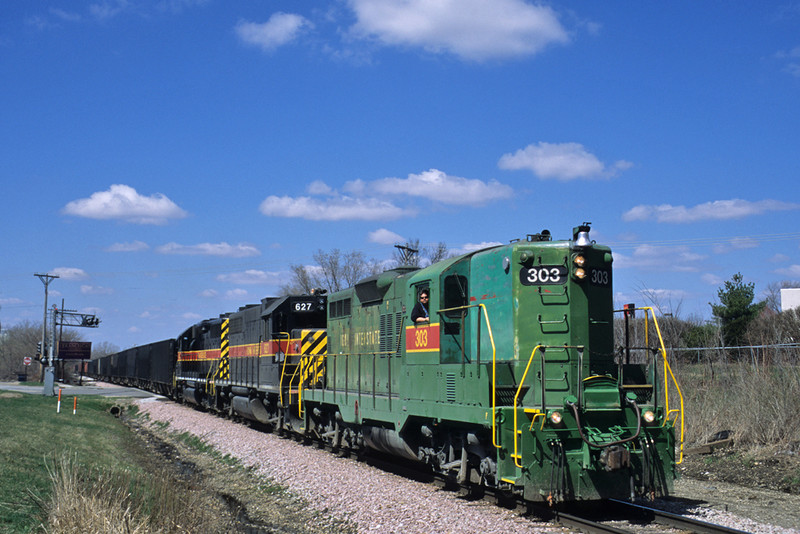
[548,510,633,534]
[607,499,751,534]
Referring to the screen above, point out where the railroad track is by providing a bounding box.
[604,499,751,534]
[354,448,750,534]
[523,498,753,534]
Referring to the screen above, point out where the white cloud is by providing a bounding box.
[51,267,89,280]
[452,241,504,255]
[345,169,513,206]
[613,245,706,272]
[50,8,82,22]
[81,285,113,295]
[89,0,129,21]
[216,270,284,285]
[263,168,511,222]
[199,289,219,298]
[622,199,800,224]
[498,142,632,180]
[307,180,334,195]
[347,0,569,61]
[259,195,411,221]
[62,184,187,225]
[776,265,800,277]
[369,228,405,245]
[712,237,759,254]
[156,242,260,258]
[236,13,313,51]
[224,289,250,300]
[106,240,149,252]
[776,46,800,77]
[701,273,724,286]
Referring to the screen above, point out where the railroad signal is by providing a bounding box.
[81,315,100,327]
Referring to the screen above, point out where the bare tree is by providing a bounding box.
[765,280,800,313]
[281,264,316,295]
[392,239,451,268]
[424,241,451,265]
[91,341,120,359]
[0,321,83,380]
[282,248,380,295]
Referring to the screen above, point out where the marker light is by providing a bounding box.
[573,255,586,267]
[574,268,586,280]
[549,411,563,425]
[643,410,656,424]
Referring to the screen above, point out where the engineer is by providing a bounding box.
[411,289,430,323]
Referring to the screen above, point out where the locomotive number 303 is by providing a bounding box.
[414,328,428,348]
[519,265,568,286]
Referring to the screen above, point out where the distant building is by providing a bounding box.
[781,288,800,311]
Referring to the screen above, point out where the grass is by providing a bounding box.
[0,392,240,533]
[0,392,145,533]
[173,431,241,468]
[675,360,800,450]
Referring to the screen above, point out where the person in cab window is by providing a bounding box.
[411,289,430,323]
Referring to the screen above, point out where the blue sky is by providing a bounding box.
[2,1,799,350]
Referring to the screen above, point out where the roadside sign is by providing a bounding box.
[58,341,92,360]
[23,356,32,366]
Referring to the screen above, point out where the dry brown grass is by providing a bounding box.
[677,359,800,451]
[37,453,237,534]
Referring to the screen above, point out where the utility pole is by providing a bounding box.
[35,273,59,396]
[394,244,419,266]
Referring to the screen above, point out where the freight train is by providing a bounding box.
[88,224,684,503]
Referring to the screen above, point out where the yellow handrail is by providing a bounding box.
[513,345,543,467]
[511,345,585,468]
[639,307,685,464]
[295,352,326,418]
[276,332,291,406]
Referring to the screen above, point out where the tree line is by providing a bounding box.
[2,246,798,380]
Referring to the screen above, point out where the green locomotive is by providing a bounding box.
[90,223,684,504]
[298,224,684,502]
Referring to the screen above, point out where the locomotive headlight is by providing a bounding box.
[573,254,586,267]
[643,410,656,424]
[548,411,563,425]
[574,268,586,279]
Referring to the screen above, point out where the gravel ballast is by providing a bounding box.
[135,398,799,534]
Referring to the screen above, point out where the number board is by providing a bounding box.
[292,301,315,312]
[519,265,568,286]
[589,268,611,287]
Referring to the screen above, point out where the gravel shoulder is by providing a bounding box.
[132,398,800,534]
[670,451,800,532]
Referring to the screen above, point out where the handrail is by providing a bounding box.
[275,332,291,406]
[513,345,543,466]
[296,352,326,418]
[512,345,584,467]
[634,307,685,465]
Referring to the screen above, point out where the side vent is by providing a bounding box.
[446,373,456,403]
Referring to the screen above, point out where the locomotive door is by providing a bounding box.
[440,264,471,365]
